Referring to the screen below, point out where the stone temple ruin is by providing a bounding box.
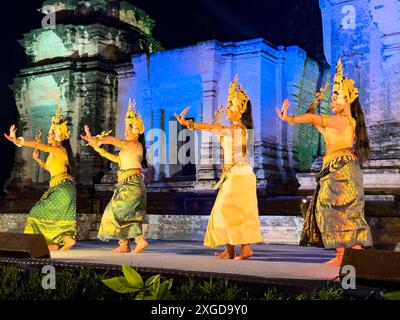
[1,0,399,250]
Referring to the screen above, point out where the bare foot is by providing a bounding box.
[132,238,148,254]
[112,240,130,253]
[48,244,59,251]
[60,237,76,251]
[112,245,130,253]
[219,251,235,259]
[216,245,235,259]
[324,255,343,266]
[234,245,253,260]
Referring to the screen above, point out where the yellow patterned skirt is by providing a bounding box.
[204,164,263,248]
[300,150,372,249]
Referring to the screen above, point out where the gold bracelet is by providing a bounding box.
[15,137,25,147]
[186,119,195,131]
[287,115,296,125]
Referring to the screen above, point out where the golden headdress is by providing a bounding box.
[125,98,144,134]
[49,106,70,142]
[333,58,359,104]
[227,74,249,114]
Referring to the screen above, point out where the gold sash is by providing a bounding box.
[117,168,142,186]
[49,172,73,188]
[323,148,357,169]
[213,161,249,190]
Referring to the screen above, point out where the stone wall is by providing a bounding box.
[1,212,399,250]
[0,213,101,241]
[8,0,160,188]
[116,38,328,194]
[319,0,400,170]
[0,213,303,245]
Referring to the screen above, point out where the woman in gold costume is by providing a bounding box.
[276,59,373,266]
[81,99,148,254]
[4,107,76,250]
[175,75,263,260]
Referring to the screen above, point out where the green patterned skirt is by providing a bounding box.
[300,157,373,249]
[24,179,77,246]
[98,173,147,241]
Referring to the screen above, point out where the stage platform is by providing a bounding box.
[49,240,340,284]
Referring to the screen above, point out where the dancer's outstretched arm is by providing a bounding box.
[275,99,347,132]
[80,125,119,163]
[81,125,122,147]
[4,124,63,156]
[174,107,226,134]
[98,136,123,147]
[91,144,119,163]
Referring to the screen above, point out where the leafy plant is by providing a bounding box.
[0,265,123,301]
[381,291,400,300]
[102,265,173,300]
[174,277,244,300]
[311,286,344,300]
[261,288,283,300]
[289,286,344,301]
[293,293,310,300]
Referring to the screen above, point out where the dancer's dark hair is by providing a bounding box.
[62,139,75,175]
[241,100,254,129]
[350,97,370,163]
[138,133,147,168]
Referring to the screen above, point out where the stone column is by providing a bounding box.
[195,41,221,190]
[368,0,400,167]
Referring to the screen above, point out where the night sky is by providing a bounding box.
[0,0,324,191]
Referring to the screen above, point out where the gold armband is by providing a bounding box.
[15,137,25,147]
[320,114,328,127]
[287,115,296,125]
[186,119,195,131]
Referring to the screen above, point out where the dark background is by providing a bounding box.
[0,0,324,191]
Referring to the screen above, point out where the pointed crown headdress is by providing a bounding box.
[227,74,249,114]
[333,58,359,104]
[49,106,70,142]
[125,98,144,134]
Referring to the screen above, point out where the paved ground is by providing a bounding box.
[51,240,340,281]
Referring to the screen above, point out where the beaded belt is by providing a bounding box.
[213,161,249,190]
[117,168,142,185]
[322,148,357,169]
[49,172,74,188]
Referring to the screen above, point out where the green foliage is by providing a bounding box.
[0,265,376,301]
[0,265,123,300]
[173,277,245,300]
[102,265,173,300]
[291,286,344,301]
[312,286,344,300]
[260,288,283,300]
[381,291,400,300]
